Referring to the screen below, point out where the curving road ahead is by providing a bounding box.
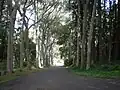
[0,67,120,90]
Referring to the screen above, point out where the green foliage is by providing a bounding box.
[99,64,120,71]
[56,22,77,65]
[56,25,71,45]
[69,65,120,78]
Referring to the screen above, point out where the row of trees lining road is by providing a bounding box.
[56,0,120,70]
[0,0,64,75]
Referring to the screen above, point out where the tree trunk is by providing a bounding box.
[91,30,96,65]
[35,1,40,68]
[26,29,30,69]
[41,29,45,67]
[76,30,80,67]
[96,0,101,64]
[113,0,120,61]
[76,0,81,67]
[20,31,24,70]
[68,34,71,65]
[108,1,112,64]
[37,35,41,68]
[50,47,53,65]
[81,0,89,69]
[86,0,97,70]
[7,0,18,73]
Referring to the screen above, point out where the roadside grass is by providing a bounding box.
[69,66,120,79]
[0,69,40,84]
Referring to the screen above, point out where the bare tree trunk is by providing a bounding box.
[50,47,53,65]
[20,31,24,70]
[25,29,30,69]
[97,0,102,64]
[7,0,18,73]
[114,0,120,61]
[68,30,72,66]
[22,1,30,69]
[108,1,112,64]
[76,0,81,67]
[91,30,96,65]
[37,35,41,68]
[81,0,89,69]
[35,0,40,68]
[41,29,45,67]
[36,30,39,68]
[76,32,80,67]
[108,38,112,63]
[7,0,13,73]
[86,0,97,70]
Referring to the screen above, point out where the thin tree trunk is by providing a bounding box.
[35,0,40,68]
[50,47,53,65]
[7,0,18,73]
[20,31,24,70]
[91,30,96,65]
[108,0,112,64]
[97,0,102,64]
[37,35,41,68]
[81,0,89,69]
[101,0,106,63]
[41,29,45,67]
[26,29,30,69]
[114,0,120,61]
[68,30,72,66]
[86,0,97,70]
[76,32,80,67]
[7,0,13,73]
[108,39,112,63]
[76,0,81,67]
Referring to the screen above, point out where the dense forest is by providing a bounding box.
[0,0,120,77]
[60,0,120,70]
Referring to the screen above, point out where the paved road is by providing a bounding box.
[0,67,120,90]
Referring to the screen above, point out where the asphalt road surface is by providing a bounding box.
[0,67,120,90]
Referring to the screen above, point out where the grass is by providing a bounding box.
[69,66,120,79]
[0,69,41,84]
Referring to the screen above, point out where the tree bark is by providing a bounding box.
[76,0,81,67]
[113,0,120,61]
[68,30,72,66]
[81,0,89,69]
[97,0,102,64]
[108,0,112,64]
[20,31,24,70]
[7,0,19,73]
[86,0,97,70]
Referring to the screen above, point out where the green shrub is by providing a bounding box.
[97,64,120,71]
[69,65,120,79]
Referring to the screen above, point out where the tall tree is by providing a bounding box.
[86,0,97,70]
[7,0,19,73]
[81,0,89,69]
